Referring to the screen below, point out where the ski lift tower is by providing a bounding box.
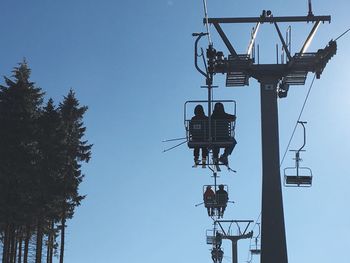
[203,8,337,263]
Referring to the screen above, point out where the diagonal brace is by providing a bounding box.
[300,21,320,53]
[274,22,292,61]
[213,23,239,58]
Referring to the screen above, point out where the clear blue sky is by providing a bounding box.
[0,0,349,262]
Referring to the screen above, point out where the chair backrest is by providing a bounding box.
[188,120,232,141]
[211,120,232,141]
[189,120,208,141]
[216,191,228,204]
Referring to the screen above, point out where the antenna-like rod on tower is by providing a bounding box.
[308,0,313,16]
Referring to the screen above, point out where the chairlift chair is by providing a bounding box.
[203,184,229,217]
[206,229,225,246]
[284,165,312,187]
[249,223,261,255]
[250,245,261,255]
[184,100,236,149]
[284,121,313,187]
[206,229,215,245]
[249,238,261,255]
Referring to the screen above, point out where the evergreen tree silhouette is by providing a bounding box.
[0,63,92,263]
[0,61,44,263]
[58,90,92,263]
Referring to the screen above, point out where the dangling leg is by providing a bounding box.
[221,205,226,218]
[193,148,200,167]
[220,138,237,165]
[201,147,208,168]
[212,147,220,164]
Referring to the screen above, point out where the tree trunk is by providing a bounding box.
[35,218,43,263]
[46,231,50,263]
[2,223,9,263]
[9,224,16,263]
[59,215,66,263]
[50,221,55,263]
[11,228,18,263]
[17,230,22,263]
[23,226,30,263]
[46,221,50,263]
[46,221,54,263]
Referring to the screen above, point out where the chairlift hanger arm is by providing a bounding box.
[297,121,307,152]
[193,33,209,78]
[206,15,331,24]
[256,223,261,238]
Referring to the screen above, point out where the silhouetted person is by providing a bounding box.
[204,186,215,216]
[211,247,224,263]
[216,185,228,218]
[211,102,237,165]
[191,105,208,167]
[215,231,222,248]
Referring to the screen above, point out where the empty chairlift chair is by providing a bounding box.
[284,121,313,187]
[284,157,313,187]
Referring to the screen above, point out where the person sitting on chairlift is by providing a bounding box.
[203,186,215,216]
[211,102,237,165]
[211,247,224,263]
[191,104,208,167]
[215,185,228,218]
[215,231,223,248]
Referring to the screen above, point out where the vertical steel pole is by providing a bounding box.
[208,83,212,141]
[260,80,288,263]
[232,240,238,263]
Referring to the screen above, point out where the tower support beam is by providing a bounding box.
[223,231,253,263]
[259,79,288,263]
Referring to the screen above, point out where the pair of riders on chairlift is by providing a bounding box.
[211,232,224,263]
[211,247,224,263]
[203,185,228,218]
[191,102,237,167]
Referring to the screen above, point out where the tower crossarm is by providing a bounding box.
[205,15,331,24]
[204,11,335,87]
[211,39,337,84]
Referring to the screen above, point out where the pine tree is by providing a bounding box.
[0,63,92,263]
[37,98,70,263]
[58,90,92,263]
[0,62,44,263]
[34,99,65,263]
